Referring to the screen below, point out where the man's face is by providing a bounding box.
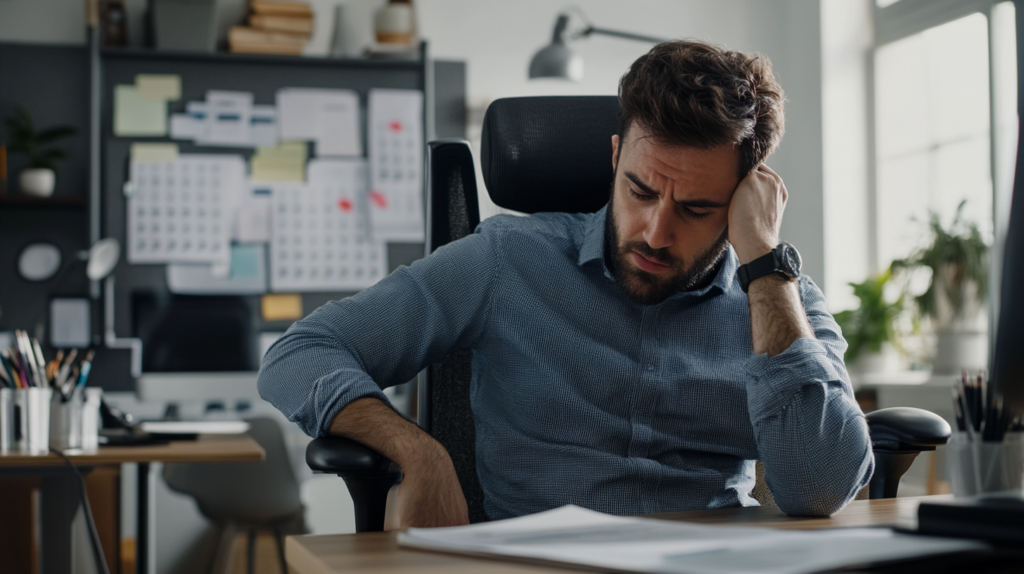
[606,127,741,305]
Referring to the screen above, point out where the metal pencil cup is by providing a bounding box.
[0,389,13,453]
[15,388,52,455]
[946,432,1024,496]
[50,388,84,451]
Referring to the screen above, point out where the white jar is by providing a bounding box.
[374,1,414,45]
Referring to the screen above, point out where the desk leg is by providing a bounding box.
[40,472,76,574]
[136,462,150,574]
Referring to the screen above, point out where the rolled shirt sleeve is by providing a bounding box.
[744,276,874,517]
[257,226,502,437]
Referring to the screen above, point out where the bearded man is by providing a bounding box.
[258,40,873,528]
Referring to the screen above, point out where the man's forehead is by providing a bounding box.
[621,134,740,192]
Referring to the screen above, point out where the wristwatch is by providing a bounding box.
[737,242,802,293]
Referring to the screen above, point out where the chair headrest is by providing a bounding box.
[481,96,619,214]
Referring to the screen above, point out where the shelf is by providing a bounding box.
[0,194,87,209]
[100,47,423,70]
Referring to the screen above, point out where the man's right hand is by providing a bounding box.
[328,397,469,529]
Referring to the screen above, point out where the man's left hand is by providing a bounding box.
[728,164,788,264]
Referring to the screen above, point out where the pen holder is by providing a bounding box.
[15,388,52,455]
[81,388,102,452]
[0,389,13,454]
[946,432,1024,496]
[50,387,84,451]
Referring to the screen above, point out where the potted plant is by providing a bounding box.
[893,202,989,374]
[834,267,906,373]
[4,104,77,197]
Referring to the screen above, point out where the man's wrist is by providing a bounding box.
[734,239,776,265]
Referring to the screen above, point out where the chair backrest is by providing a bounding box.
[423,97,619,523]
[163,417,304,525]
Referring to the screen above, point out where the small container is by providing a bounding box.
[0,388,14,453]
[81,388,102,452]
[50,387,84,451]
[946,432,1024,496]
[16,388,52,455]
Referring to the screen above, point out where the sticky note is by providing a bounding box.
[230,244,261,279]
[136,74,182,101]
[261,293,302,321]
[130,143,179,162]
[114,85,167,137]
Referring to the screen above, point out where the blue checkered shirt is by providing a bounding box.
[258,206,873,519]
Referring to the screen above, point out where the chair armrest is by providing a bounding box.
[305,436,397,475]
[865,407,952,452]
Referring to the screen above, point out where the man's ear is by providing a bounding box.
[611,134,620,171]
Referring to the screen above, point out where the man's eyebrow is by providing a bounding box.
[624,171,729,209]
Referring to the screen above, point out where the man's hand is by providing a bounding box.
[728,164,787,265]
[329,397,469,529]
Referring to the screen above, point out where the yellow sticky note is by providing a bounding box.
[114,85,167,137]
[136,74,182,101]
[255,141,308,159]
[250,155,305,182]
[130,143,179,162]
[261,294,303,321]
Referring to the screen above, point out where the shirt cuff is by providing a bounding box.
[745,337,845,423]
[313,368,391,437]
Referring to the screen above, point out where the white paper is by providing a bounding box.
[199,90,253,147]
[276,88,361,156]
[236,186,274,244]
[250,105,279,148]
[368,89,424,242]
[140,421,249,434]
[399,506,988,574]
[270,158,386,292]
[170,113,199,140]
[186,101,211,141]
[166,244,268,295]
[127,155,246,266]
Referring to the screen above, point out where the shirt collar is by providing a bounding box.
[577,206,739,300]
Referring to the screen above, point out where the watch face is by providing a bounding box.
[776,242,802,277]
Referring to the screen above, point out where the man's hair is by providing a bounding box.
[618,40,785,177]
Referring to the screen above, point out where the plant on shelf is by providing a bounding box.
[892,201,990,374]
[4,104,77,197]
[834,267,906,373]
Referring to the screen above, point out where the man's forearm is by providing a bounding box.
[747,274,814,356]
[329,397,449,470]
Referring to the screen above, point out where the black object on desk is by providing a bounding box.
[918,492,1024,545]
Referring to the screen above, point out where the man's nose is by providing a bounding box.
[642,201,674,250]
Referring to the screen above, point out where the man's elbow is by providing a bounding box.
[773,458,874,517]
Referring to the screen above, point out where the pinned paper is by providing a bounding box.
[166,244,268,295]
[136,74,182,101]
[114,85,167,136]
[261,293,303,321]
[250,105,279,148]
[250,141,307,182]
[130,143,179,162]
[277,88,361,156]
[200,90,254,147]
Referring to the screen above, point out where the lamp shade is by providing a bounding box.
[528,42,584,81]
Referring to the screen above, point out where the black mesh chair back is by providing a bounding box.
[422,97,620,523]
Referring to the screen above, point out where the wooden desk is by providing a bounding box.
[285,496,949,574]
[0,434,264,574]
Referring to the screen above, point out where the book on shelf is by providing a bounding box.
[250,0,313,17]
[229,26,308,55]
[250,13,314,35]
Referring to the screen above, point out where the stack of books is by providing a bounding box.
[229,0,314,56]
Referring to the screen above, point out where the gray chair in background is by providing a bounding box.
[164,417,305,574]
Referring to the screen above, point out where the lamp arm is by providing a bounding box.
[580,26,668,44]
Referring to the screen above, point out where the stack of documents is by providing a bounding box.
[399,505,987,574]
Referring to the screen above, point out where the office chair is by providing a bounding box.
[305,96,952,531]
[164,417,305,574]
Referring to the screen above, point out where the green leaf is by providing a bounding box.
[35,125,76,144]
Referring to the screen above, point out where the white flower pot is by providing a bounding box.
[20,168,56,197]
[374,3,414,44]
[932,330,988,375]
[851,342,902,374]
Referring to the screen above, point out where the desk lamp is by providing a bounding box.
[528,11,667,81]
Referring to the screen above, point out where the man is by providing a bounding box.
[258,40,873,528]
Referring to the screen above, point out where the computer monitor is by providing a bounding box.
[992,150,1024,416]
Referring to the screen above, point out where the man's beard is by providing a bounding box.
[603,192,729,306]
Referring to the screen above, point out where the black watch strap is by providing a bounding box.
[737,243,801,293]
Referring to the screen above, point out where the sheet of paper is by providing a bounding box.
[169,113,198,140]
[368,89,424,242]
[136,74,182,101]
[198,90,253,147]
[130,143,179,162]
[399,505,988,574]
[166,244,268,295]
[270,158,386,292]
[276,88,361,156]
[261,293,303,321]
[236,185,273,243]
[250,105,279,147]
[127,154,246,265]
[114,85,167,137]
